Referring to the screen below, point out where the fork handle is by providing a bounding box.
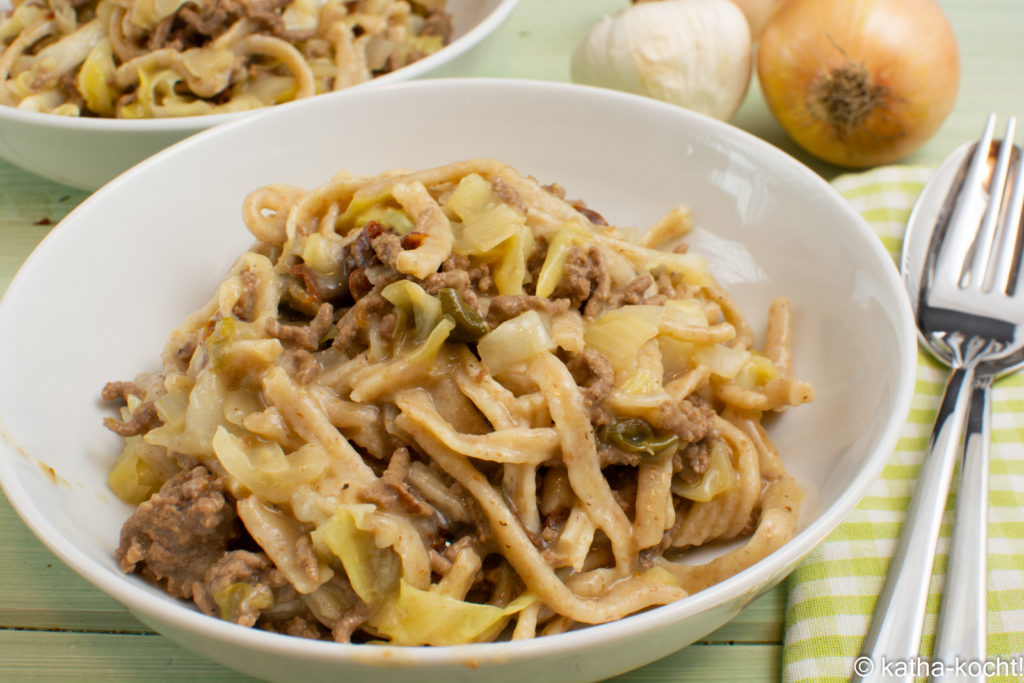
[852,364,976,683]
[931,376,992,683]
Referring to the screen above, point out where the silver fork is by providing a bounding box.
[853,114,1024,683]
[929,117,1024,683]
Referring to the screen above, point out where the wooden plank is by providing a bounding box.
[620,644,782,682]
[0,158,85,295]
[702,587,786,644]
[0,493,146,632]
[0,629,779,682]
[0,631,257,682]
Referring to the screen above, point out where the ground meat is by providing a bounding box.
[371,230,405,270]
[554,245,611,317]
[103,402,161,437]
[285,347,320,384]
[193,550,287,627]
[117,466,240,599]
[485,294,570,326]
[525,237,549,285]
[539,508,571,547]
[640,272,677,307]
[656,397,716,444]
[102,374,164,403]
[566,349,614,417]
[568,200,608,226]
[231,270,261,321]
[597,445,643,468]
[554,245,593,305]
[483,559,519,607]
[491,177,527,213]
[548,245,655,319]
[357,447,433,516]
[337,222,414,306]
[420,9,453,41]
[175,337,198,368]
[59,69,86,110]
[596,398,716,472]
[422,269,479,308]
[675,440,712,487]
[439,254,495,296]
[264,615,330,640]
[177,0,287,42]
[582,273,651,319]
[600,274,654,309]
[100,380,140,402]
[441,253,470,271]
[266,302,334,351]
[146,15,175,51]
[541,182,566,199]
[331,603,371,643]
[347,221,389,270]
[101,376,165,437]
[539,183,607,225]
[467,262,495,295]
[332,288,390,351]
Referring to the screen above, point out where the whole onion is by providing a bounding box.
[756,0,960,168]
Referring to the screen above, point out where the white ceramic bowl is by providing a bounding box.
[0,0,519,192]
[0,79,917,682]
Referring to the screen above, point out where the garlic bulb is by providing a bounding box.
[570,0,753,122]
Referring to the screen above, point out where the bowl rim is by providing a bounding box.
[0,76,919,668]
[0,0,521,133]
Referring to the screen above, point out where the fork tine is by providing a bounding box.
[992,135,1024,297]
[935,113,997,287]
[974,116,1017,291]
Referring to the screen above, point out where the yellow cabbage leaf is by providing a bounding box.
[671,440,737,502]
[311,505,401,607]
[492,225,534,295]
[692,343,749,380]
[733,352,780,389]
[583,305,662,372]
[211,426,327,504]
[381,280,443,342]
[477,310,554,376]
[448,173,527,256]
[534,225,590,299]
[107,434,179,504]
[76,37,117,116]
[371,580,535,646]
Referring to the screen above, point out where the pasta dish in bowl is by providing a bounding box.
[0,79,917,682]
[102,159,813,644]
[1,0,453,118]
[0,0,518,189]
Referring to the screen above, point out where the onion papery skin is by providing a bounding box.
[756,0,960,168]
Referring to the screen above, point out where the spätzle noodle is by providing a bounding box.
[0,0,450,117]
[103,159,813,646]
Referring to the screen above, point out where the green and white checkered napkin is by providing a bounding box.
[782,166,1024,682]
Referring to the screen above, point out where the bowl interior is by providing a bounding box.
[0,79,916,679]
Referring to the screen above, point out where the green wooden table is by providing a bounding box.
[1,0,1022,680]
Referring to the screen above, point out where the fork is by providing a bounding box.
[852,114,1024,683]
[928,117,1024,682]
